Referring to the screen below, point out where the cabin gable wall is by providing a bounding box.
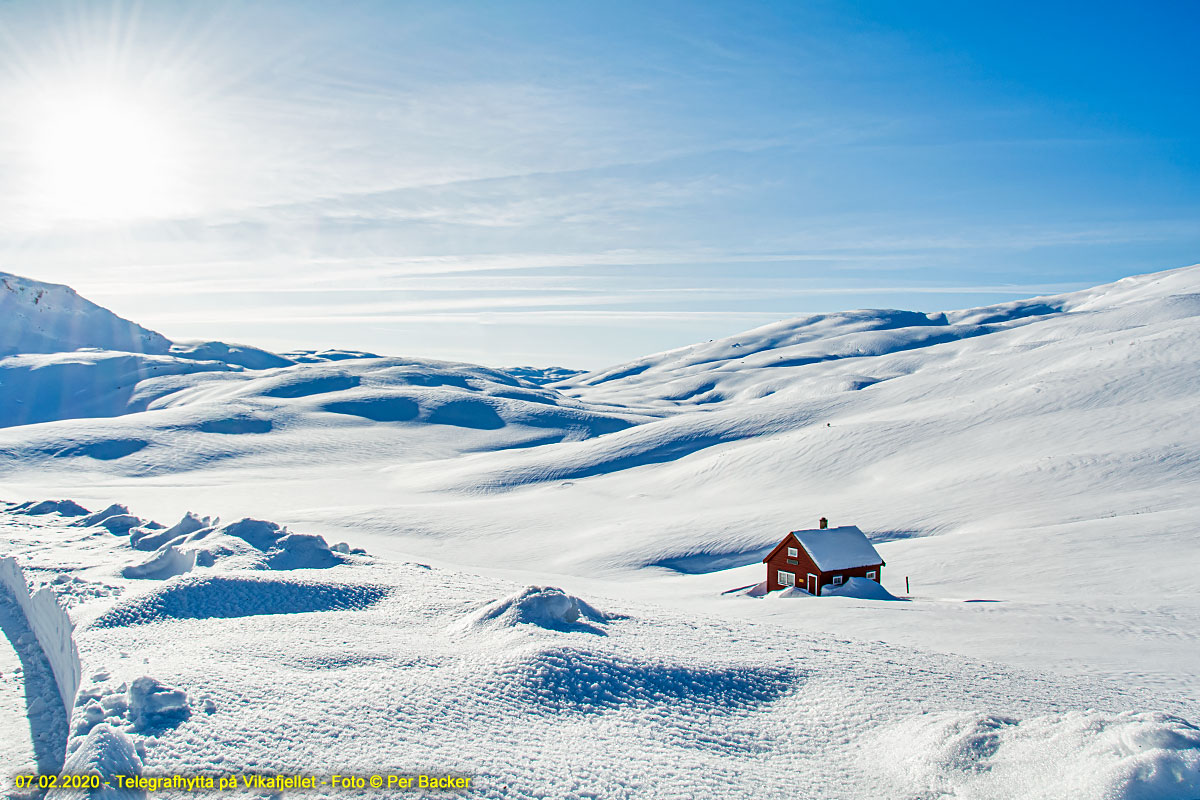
[764,536,821,592]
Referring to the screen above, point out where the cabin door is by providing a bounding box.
[807,573,818,595]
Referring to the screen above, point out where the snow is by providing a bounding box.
[126,677,189,731]
[789,525,883,571]
[0,272,169,358]
[820,576,900,600]
[2,265,1200,797]
[0,557,81,720]
[466,586,609,632]
[868,710,1200,800]
[51,723,142,799]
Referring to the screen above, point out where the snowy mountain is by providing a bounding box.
[1,265,1199,799]
[0,272,170,357]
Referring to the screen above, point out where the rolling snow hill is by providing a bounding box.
[1,265,1199,798]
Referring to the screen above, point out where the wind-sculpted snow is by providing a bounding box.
[4,267,1200,796]
[497,645,799,714]
[439,398,826,489]
[192,415,273,434]
[464,586,610,633]
[91,574,389,627]
[50,724,142,799]
[122,517,360,577]
[12,499,90,516]
[322,396,420,422]
[0,351,236,428]
[129,513,215,552]
[820,576,902,600]
[167,340,293,370]
[870,710,1200,800]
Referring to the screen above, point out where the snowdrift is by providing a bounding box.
[92,574,389,627]
[820,576,901,600]
[870,709,1200,800]
[0,557,82,718]
[465,586,609,632]
[121,517,361,578]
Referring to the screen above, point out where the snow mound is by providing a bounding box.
[211,518,351,569]
[120,546,200,581]
[93,514,143,535]
[820,576,901,600]
[126,515,362,578]
[129,512,215,552]
[12,499,90,516]
[873,709,1200,800]
[168,340,292,370]
[468,586,608,631]
[769,586,815,599]
[51,724,143,799]
[726,580,770,597]
[123,517,363,578]
[499,645,799,713]
[127,676,189,731]
[73,504,131,527]
[91,574,389,626]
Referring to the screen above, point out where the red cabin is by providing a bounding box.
[763,521,884,595]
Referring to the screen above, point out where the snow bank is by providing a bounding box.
[467,586,608,631]
[871,709,1200,800]
[129,512,215,552]
[73,504,130,527]
[820,576,901,600]
[767,586,815,599]
[0,557,82,718]
[49,724,143,800]
[13,499,90,516]
[728,580,769,597]
[92,574,389,626]
[122,517,357,578]
[120,546,198,581]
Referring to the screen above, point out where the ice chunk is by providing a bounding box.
[127,676,189,730]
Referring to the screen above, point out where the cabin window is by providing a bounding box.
[777,570,795,587]
[786,547,798,558]
[866,570,876,581]
[832,575,844,586]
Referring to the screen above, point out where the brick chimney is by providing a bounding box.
[819,517,828,529]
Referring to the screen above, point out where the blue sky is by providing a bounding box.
[0,1,1197,367]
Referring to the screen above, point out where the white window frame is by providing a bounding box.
[786,547,798,558]
[777,570,795,587]
[866,570,876,581]
[832,575,844,586]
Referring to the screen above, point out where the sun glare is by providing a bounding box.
[26,85,179,223]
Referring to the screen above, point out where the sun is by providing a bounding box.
[25,84,179,223]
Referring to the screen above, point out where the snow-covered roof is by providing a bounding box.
[790,526,882,571]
